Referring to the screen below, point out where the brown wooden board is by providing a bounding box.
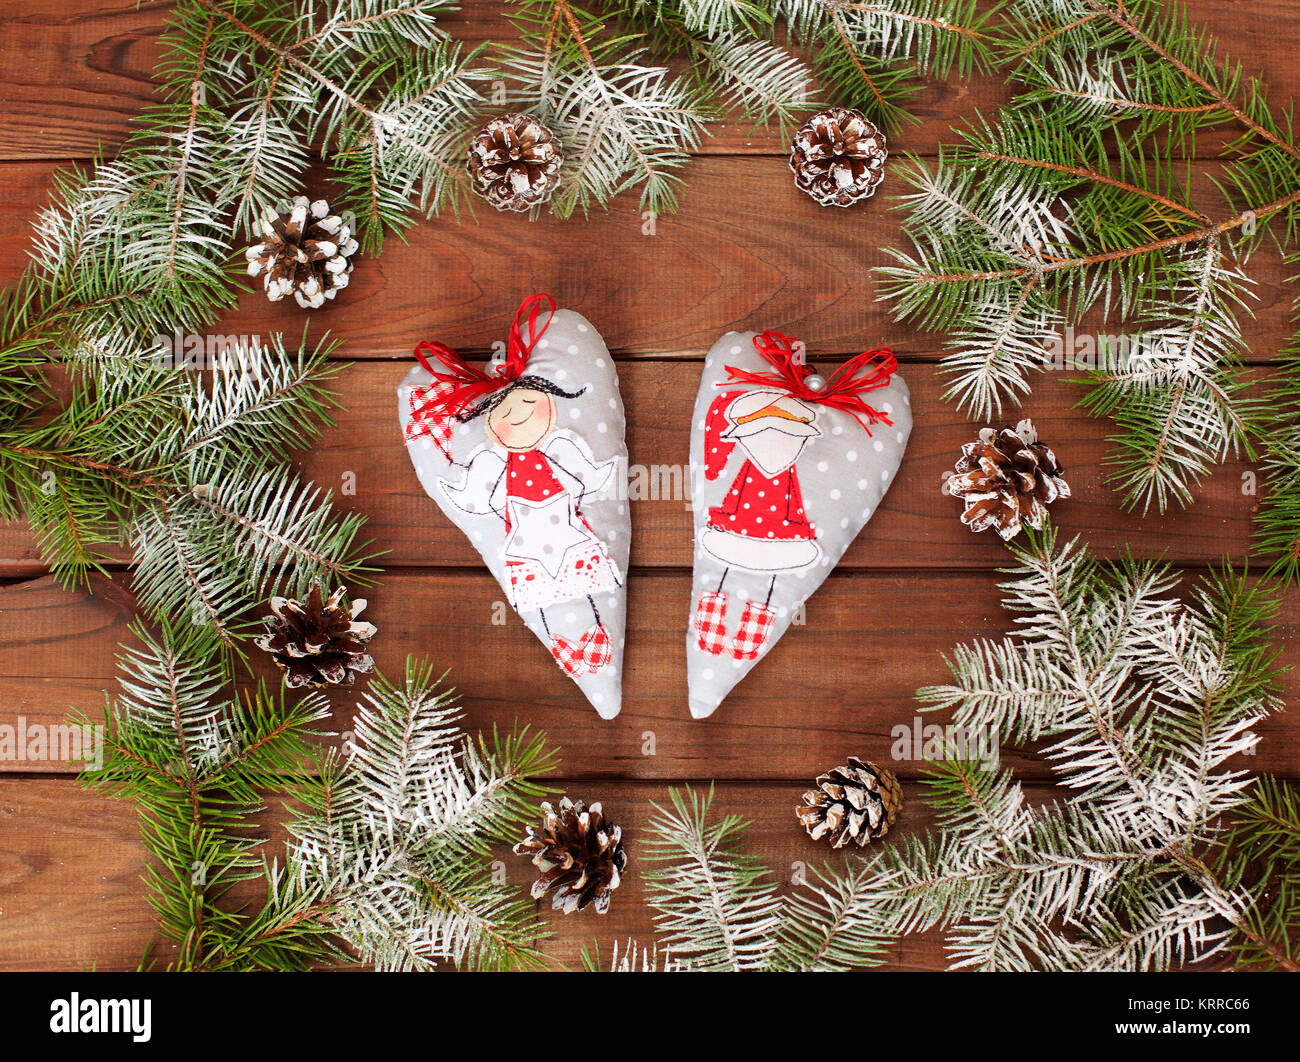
[2,569,1297,780]
[0,775,1235,972]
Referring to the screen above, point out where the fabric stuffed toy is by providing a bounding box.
[687,329,912,719]
[398,295,630,719]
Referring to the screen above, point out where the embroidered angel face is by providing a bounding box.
[487,387,555,451]
[462,376,588,453]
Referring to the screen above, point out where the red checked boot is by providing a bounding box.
[552,626,612,676]
[728,601,776,660]
[551,634,584,677]
[693,591,729,655]
[576,624,613,673]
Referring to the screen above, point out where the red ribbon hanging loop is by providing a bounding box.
[412,293,557,419]
[724,329,897,435]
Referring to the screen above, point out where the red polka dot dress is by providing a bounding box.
[698,389,821,573]
[707,462,814,542]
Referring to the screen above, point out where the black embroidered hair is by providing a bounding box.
[456,375,588,422]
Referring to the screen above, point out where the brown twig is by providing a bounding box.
[1081,0,1300,161]
[976,150,1208,223]
[164,15,216,282]
[914,187,1300,285]
[831,10,889,115]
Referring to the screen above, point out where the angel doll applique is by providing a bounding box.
[440,377,622,673]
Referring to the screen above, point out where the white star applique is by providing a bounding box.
[503,493,594,578]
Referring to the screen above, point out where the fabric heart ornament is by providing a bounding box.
[398,295,630,719]
[687,329,912,719]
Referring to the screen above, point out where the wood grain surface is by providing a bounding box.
[0,0,1296,972]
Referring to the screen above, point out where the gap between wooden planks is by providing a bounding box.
[3,567,1298,781]
[0,775,1236,972]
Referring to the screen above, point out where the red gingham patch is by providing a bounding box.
[729,601,775,660]
[551,625,612,676]
[694,591,729,655]
[579,624,612,671]
[404,382,456,461]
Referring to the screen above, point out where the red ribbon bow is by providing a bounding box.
[411,293,557,421]
[724,329,897,435]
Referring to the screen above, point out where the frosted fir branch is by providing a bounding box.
[881,533,1282,970]
[506,0,992,207]
[290,0,453,56]
[640,786,784,971]
[588,938,686,971]
[184,336,344,457]
[1211,776,1300,971]
[608,0,819,129]
[80,621,336,970]
[880,1,1300,515]
[770,858,898,971]
[627,785,901,972]
[287,661,557,971]
[504,43,708,217]
[688,32,819,128]
[85,631,560,972]
[1006,0,1300,162]
[1254,271,1300,584]
[880,116,1298,509]
[130,452,370,647]
[780,0,994,129]
[672,0,770,37]
[1081,238,1256,514]
[503,1,708,215]
[2,1,487,597]
[924,530,1279,819]
[937,277,1065,418]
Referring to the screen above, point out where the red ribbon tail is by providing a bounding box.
[506,293,557,375]
[726,335,898,435]
[412,340,497,417]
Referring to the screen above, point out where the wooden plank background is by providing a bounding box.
[0,0,1297,972]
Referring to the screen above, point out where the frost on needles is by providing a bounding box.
[620,530,1294,971]
[880,0,1300,516]
[83,637,558,972]
[501,0,993,216]
[286,661,557,971]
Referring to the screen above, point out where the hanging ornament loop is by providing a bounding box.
[412,293,557,420]
[724,329,897,434]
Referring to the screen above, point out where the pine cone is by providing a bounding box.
[467,113,563,212]
[245,196,358,309]
[256,586,377,689]
[797,758,903,848]
[945,419,1071,540]
[789,108,888,207]
[514,797,627,914]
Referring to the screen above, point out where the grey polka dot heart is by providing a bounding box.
[398,305,630,719]
[686,330,912,719]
